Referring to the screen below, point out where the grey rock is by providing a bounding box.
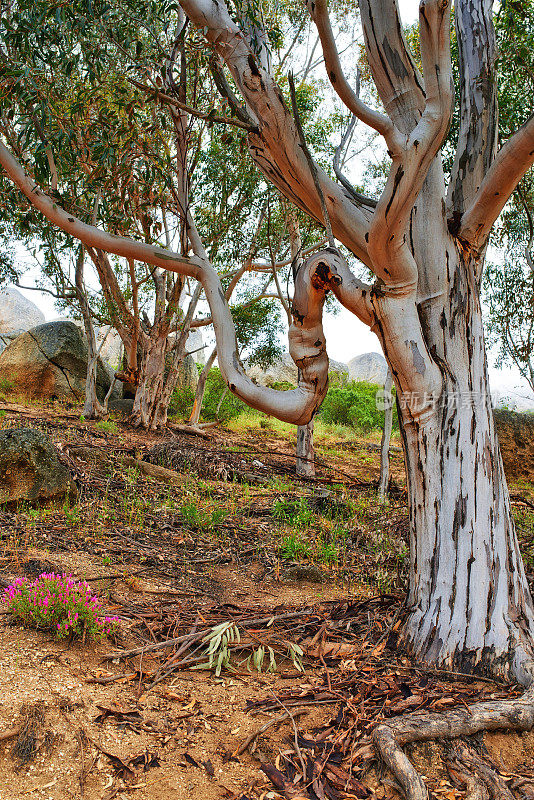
[247,352,348,388]
[0,287,45,335]
[108,398,134,414]
[184,328,206,365]
[96,327,123,369]
[0,427,72,504]
[348,352,388,386]
[0,331,19,356]
[0,321,119,402]
[165,352,199,392]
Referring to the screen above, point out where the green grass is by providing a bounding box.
[272,497,315,529]
[0,377,14,394]
[279,532,312,559]
[94,419,118,434]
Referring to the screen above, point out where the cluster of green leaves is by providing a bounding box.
[482,1,534,388]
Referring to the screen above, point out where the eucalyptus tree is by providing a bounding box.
[0,0,197,424]
[170,0,534,685]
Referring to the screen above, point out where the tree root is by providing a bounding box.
[447,757,489,800]
[448,742,515,800]
[372,686,534,800]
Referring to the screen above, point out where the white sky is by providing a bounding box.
[7,0,534,408]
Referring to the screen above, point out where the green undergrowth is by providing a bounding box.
[170,366,398,436]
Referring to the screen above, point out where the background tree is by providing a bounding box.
[482,2,534,394]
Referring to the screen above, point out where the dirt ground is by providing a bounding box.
[1,400,534,800]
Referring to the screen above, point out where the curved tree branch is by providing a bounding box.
[360,0,452,419]
[458,114,534,250]
[367,0,453,287]
[517,183,534,274]
[177,0,373,267]
[306,0,398,147]
[0,138,333,425]
[358,0,426,134]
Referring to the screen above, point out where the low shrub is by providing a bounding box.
[318,380,397,432]
[202,368,247,422]
[2,573,119,640]
[169,383,196,417]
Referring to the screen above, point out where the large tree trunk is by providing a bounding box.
[398,252,534,685]
[131,334,169,430]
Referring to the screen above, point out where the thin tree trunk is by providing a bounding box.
[216,386,228,417]
[188,345,217,425]
[288,206,316,478]
[75,245,106,420]
[296,419,315,477]
[378,368,393,501]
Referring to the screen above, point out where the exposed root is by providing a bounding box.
[447,757,489,800]
[449,742,515,800]
[372,685,534,800]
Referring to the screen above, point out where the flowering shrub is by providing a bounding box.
[2,573,120,640]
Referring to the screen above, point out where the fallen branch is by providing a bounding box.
[168,422,214,440]
[260,763,311,799]
[120,456,185,486]
[107,608,318,659]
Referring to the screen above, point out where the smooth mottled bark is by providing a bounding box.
[296,421,315,478]
[74,245,107,420]
[288,207,316,479]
